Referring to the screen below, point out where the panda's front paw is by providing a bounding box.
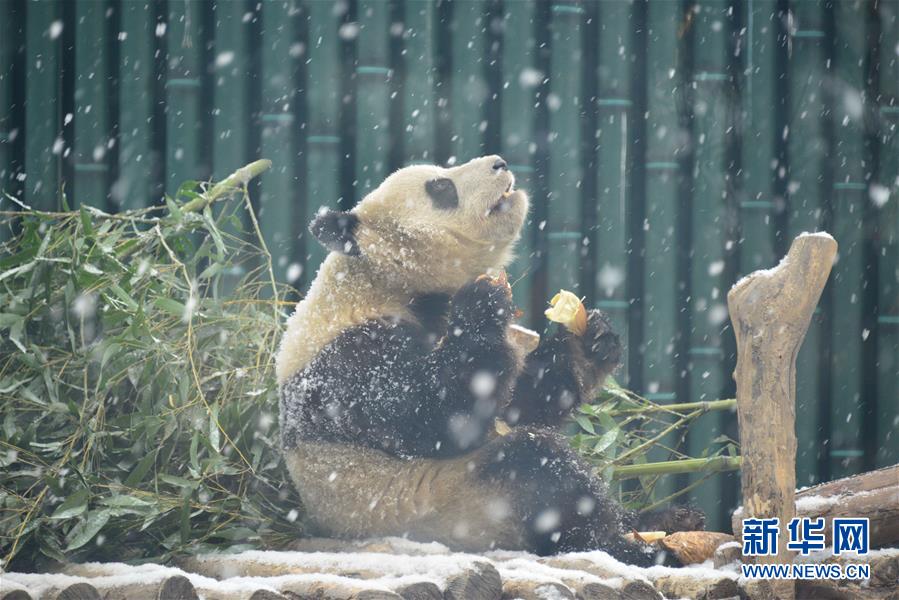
[580,309,622,373]
[450,274,515,333]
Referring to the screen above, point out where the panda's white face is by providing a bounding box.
[357,155,528,244]
[347,155,530,294]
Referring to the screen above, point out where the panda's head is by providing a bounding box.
[309,155,529,294]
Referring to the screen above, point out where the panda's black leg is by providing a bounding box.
[507,309,622,428]
[412,275,519,455]
[476,427,655,565]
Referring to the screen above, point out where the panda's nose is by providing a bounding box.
[492,157,508,172]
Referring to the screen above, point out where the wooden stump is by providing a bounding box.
[444,562,502,600]
[727,232,837,600]
[55,583,101,600]
[155,576,198,600]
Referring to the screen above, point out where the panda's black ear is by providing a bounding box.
[309,208,361,256]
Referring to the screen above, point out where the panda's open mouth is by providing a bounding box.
[488,182,516,215]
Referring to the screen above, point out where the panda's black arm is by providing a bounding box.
[283,277,520,457]
[506,310,622,428]
[380,277,520,455]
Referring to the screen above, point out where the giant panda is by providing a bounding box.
[276,155,657,565]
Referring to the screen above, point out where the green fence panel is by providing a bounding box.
[24,0,63,210]
[0,0,19,205]
[402,0,436,164]
[500,0,537,320]
[450,0,487,161]
[305,0,342,276]
[685,1,730,532]
[164,0,208,195]
[788,0,829,485]
[212,0,252,180]
[355,0,391,196]
[72,0,112,210]
[545,3,584,301]
[739,0,777,274]
[259,1,300,283]
[828,0,867,480]
[117,0,159,210]
[594,1,633,384]
[876,2,899,467]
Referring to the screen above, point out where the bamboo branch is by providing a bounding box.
[611,455,742,479]
[608,398,736,416]
[180,159,272,214]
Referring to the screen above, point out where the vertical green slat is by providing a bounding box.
[685,1,729,531]
[212,0,251,180]
[641,1,679,404]
[545,4,583,299]
[595,1,632,385]
[828,0,867,479]
[260,1,298,282]
[640,0,682,501]
[305,1,341,276]
[740,0,777,272]
[0,0,14,194]
[787,0,827,485]
[73,1,111,209]
[875,3,899,466]
[25,0,63,209]
[450,0,486,161]
[402,0,436,164]
[165,0,206,195]
[118,1,157,210]
[356,1,390,194]
[501,0,537,320]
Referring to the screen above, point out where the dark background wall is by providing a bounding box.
[1,0,896,530]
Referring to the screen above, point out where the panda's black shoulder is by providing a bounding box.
[290,292,450,380]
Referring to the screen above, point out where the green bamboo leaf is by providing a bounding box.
[124,450,157,487]
[179,496,191,544]
[572,414,594,434]
[79,206,95,238]
[50,488,89,520]
[593,429,619,455]
[65,509,111,551]
[100,495,154,508]
[209,405,221,452]
[154,297,186,317]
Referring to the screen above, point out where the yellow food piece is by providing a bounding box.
[545,289,587,336]
[625,531,668,545]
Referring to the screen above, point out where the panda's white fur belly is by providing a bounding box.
[284,440,527,552]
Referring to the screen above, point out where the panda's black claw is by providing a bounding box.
[579,309,622,373]
[450,275,515,333]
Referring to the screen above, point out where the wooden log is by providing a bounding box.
[650,574,741,600]
[501,580,575,600]
[393,581,442,600]
[444,562,502,600]
[796,579,899,600]
[0,581,34,600]
[248,591,287,600]
[155,576,198,600]
[569,582,621,600]
[731,464,899,548]
[727,232,838,600]
[55,583,101,600]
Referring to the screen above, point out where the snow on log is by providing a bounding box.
[727,231,838,600]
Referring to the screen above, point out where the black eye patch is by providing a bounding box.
[425,177,459,210]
